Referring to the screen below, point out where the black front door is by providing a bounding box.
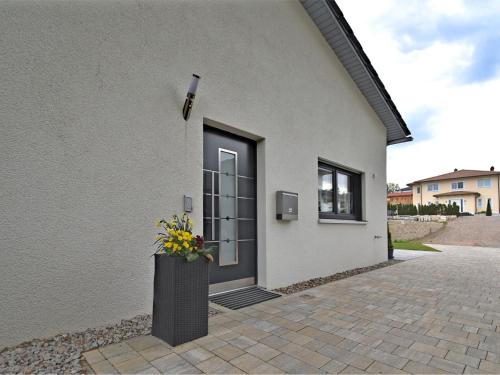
[203,126,257,291]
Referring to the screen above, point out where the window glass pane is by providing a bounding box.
[219,150,237,265]
[318,168,333,212]
[337,172,352,214]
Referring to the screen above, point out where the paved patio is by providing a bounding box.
[84,245,500,374]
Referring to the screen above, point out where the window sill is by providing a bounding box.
[318,219,367,225]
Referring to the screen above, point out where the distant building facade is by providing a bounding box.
[409,168,500,214]
[387,190,413,205]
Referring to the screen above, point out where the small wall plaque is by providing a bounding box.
[184,195,193,212]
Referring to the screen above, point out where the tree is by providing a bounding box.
[387,183,400,193]
[486,199,492,216]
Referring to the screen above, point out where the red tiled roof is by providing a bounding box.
[409,169,500,184]
[387,191,413,197]
[433,191,480,198]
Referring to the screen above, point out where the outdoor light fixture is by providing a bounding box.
[182,74,200,121]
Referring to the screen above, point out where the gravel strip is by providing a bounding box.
[1,307,223,374]
[274,259,403,295]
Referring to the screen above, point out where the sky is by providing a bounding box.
[336,0,500,187]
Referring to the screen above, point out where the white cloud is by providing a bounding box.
[336,0,500,186]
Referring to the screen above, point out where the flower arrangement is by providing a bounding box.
[155,213,214,262]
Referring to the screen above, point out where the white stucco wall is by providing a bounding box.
[0,0,388,348]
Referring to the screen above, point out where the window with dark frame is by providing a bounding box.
[318,161,362,220]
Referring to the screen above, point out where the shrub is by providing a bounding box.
[486,200,492,216]
[387,224,394,252]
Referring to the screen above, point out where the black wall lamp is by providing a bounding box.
[182,74,200,121]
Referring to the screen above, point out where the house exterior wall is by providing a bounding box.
[412,176,500,213]
[0,0,388,348]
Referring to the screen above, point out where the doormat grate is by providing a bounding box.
[209,287,281,310]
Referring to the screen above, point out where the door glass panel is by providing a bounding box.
[219,150,237,265]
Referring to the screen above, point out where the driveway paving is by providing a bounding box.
[86,245,500,374]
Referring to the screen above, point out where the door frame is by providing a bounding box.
[203,121,261,294]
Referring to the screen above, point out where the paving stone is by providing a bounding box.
[100,342,133,359]
[151,353,199,374]
[486,351,500,363]
[376,341,398,354]
[429,356,466,373]
[268,353,325,374]
[389,327,439,346]
[212,344,245,361]
[392,346,432,365]
[126,336,165,352]
[139,344,172,362]
[366,360,407,374]
[83,349,105,364]
[227,335,258,349]
[136,366,161,374]
[281,330,315,345]
[318,344,373,370]
[320,359,348,374]
[340,365,368,374]
[195,356,244,374]
[445,350,481,368]
[229,353,266,373]
[303,338,328,351]
[362,348,409,369]
[245,343,281,361]
[479,360,500,373]
[91,360,119,374]
[113,356,151,374]
[107,351,140,366]
[436,339,468,354]
[180,347,214,365]
[409,342,448,358]
[466,347,487,360]
[171,341,199,354]
[281,342,331,368]
[259,334,290,349]
[193,335,227,351]
[402,360,447,374]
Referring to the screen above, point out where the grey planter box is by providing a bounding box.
[152,254,209,346]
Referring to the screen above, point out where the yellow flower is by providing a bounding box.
[173,243,179,251]
[189,247,193,251]
[177,236,183,241]
[183,241,189,248]
[164,242,172,248]
[183,232,192,240]
[155,235,163,241]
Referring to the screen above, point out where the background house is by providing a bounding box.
[409,168,500,213]
[0,0,411,348]
[387,189,413,205]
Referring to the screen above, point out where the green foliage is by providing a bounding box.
[393,240,439,252]
[387,202,459,216]
[154,213,214,262]
[387,183,401,193]
[486,200,492,216]
[387,224,394,252]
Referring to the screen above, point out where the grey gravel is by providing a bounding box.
[0,306,223,374]
[274,259,403,295]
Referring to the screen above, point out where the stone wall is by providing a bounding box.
[389,220,444,241]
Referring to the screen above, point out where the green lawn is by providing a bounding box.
[393,240,440,252]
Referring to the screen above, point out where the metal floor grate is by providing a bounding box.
[209,286,281,310]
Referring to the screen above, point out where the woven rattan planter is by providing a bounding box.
[152,254,209,346]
